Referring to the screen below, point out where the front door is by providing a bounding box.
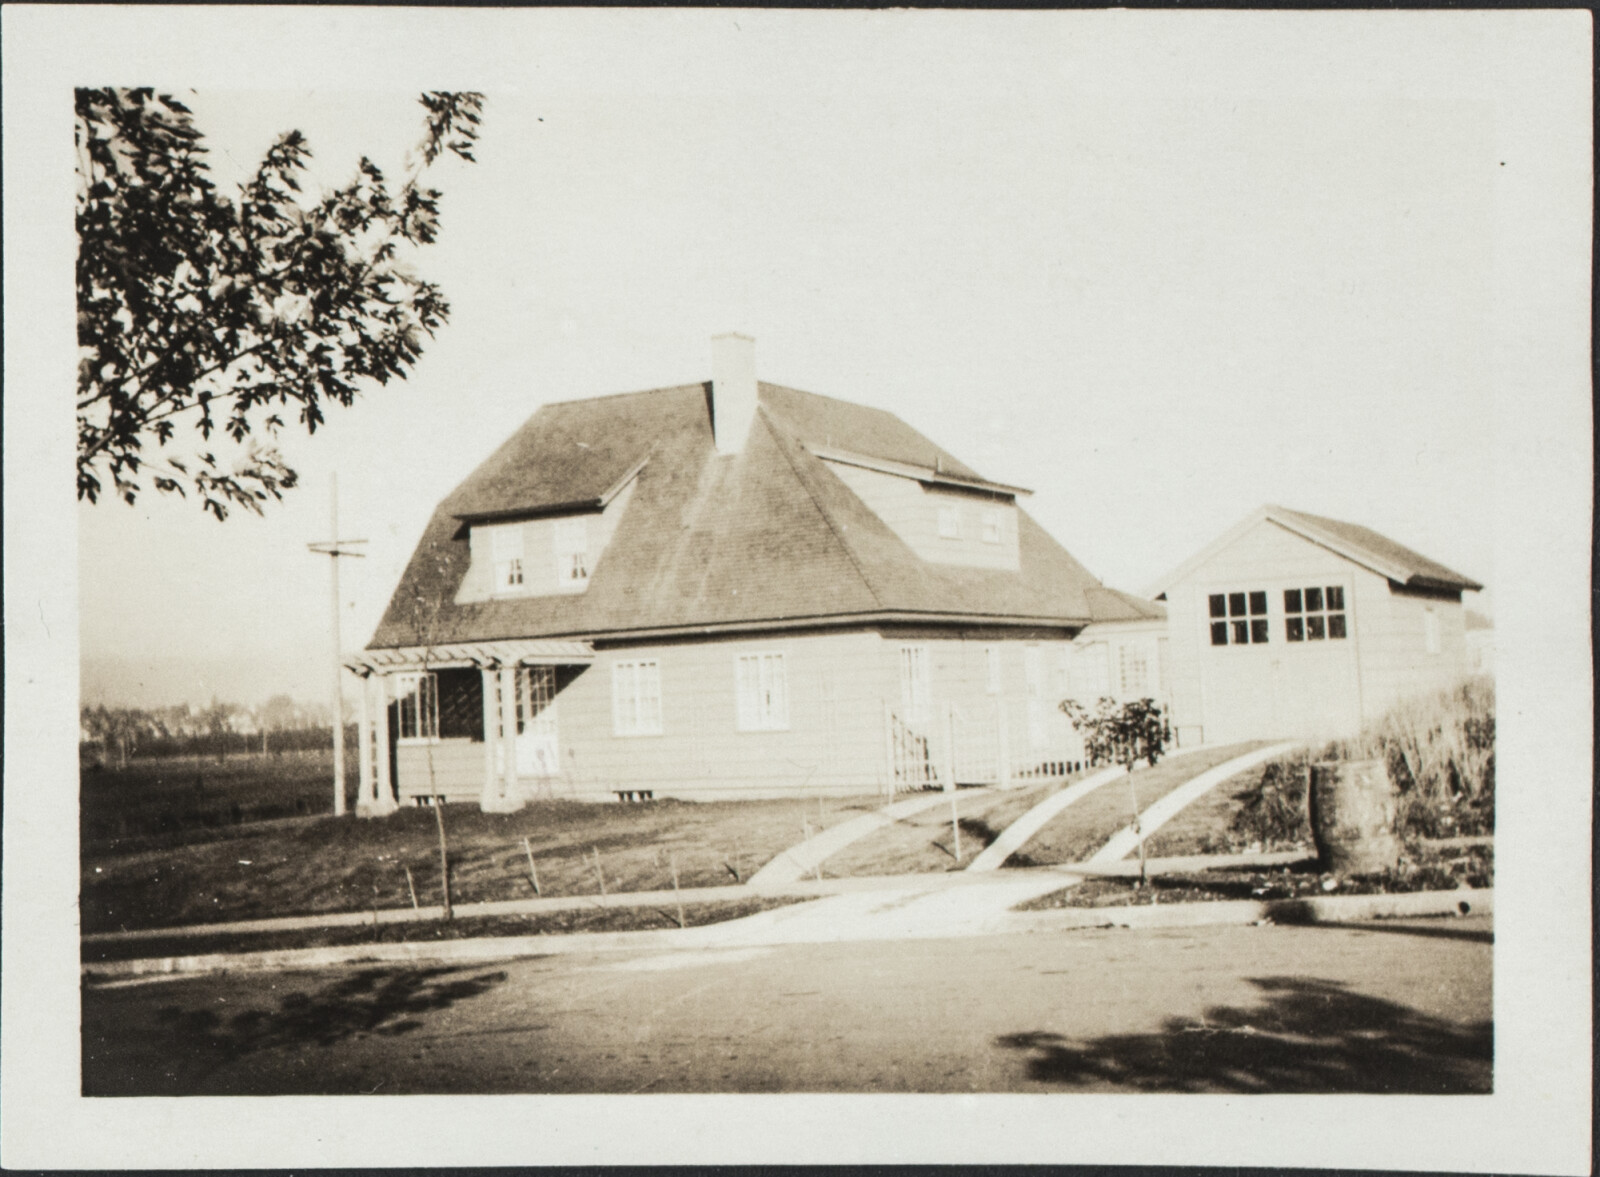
[516,666,560,777]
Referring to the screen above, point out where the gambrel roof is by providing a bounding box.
[1145,504,1483,599]
[370,381,1159,648]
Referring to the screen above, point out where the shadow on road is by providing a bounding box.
[164,965,508,1050]
[997,975,1491,1093]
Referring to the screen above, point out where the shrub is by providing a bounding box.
[1340,677,1495,839]
[1228,753,1316,849]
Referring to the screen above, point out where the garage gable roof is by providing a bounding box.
[1145,505,1483,598]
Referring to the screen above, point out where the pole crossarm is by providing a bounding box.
[308,539,368,557]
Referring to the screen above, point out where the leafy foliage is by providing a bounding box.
[1228,753,1315,849]
[1060,696,1172,770]
[1343,677,1496,838]
[75,88,484,519]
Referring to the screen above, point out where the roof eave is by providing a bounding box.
[807,444,1033,498]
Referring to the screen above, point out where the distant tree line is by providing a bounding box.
[80,695,355,765]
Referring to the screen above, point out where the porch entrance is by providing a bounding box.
[514,666,560,778]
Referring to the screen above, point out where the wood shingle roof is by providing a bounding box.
[369,381,1160,649]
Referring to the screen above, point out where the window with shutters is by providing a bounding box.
[1284,585,1348,642]
[735,652,789,731]
[611,660,662,736]
[1209,590,1270,646]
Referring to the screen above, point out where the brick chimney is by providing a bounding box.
[711,333,758,456]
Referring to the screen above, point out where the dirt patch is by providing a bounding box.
[1018,843,1493,910]
[82,895,811,964]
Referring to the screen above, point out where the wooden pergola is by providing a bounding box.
[342,639,596,815]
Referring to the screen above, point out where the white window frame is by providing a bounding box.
[554,517,591,592]
[393,672,439,744]
[735,652,789,732]
[936,504,962,540]
[489,524,527,594]
[610,659,662,736]
[980,508,1003,544]
[985,645,1002,695]
[1119,643,1149,698]
[899,645,931,724]
[1208,588,1272,647]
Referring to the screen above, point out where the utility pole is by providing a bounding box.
[308,473,366,817]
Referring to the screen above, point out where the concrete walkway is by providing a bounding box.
[966,743,1239,873]
[1089,742,1298,863]
[746,789,977,887]
[964,766,1127,872]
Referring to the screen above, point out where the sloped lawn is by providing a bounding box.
[823,773,1093,877]
[82,793,881,933]
[1004,743,1264,868]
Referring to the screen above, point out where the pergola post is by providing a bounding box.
[356,671,374,811]
[499,665,520,805]
[363,674,396,816]
[480,665,505,811]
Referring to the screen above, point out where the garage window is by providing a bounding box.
[1285,585,1347,642]
[1209,590,1269,645]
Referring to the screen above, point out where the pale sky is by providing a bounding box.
[54,12,1548,707]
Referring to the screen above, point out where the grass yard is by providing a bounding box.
[822,773,1093,877]
[82,895,811,964]
[81,791,883,933]
[82,750,345,856]
[1004,743,1264,868]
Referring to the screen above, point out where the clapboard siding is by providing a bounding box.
[396,739,483,801]
[825,462,1020,571]
[385,628,1090,802]
[1163,516,1474,744]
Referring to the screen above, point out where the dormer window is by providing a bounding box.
[981,509,1002,544]
[937,505,962,539]
[555,518,590,590]
[492,527,526,593]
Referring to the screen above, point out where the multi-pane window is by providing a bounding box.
[937,505,962,539]
[1209,590,1269,646]
[555,518,590,589]
[980,509,1003,544]
[491,525,525,592]
[394,672,439,741]
[611,660,662,736]
[1285,585,1347,642]
[899,645,931,723]
[735,653,789,731]
[1119,644,1149,697]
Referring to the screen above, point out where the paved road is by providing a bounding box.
[83,915,1491,1095]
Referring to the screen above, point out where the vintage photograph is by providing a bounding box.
[4,5,1592,1171]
